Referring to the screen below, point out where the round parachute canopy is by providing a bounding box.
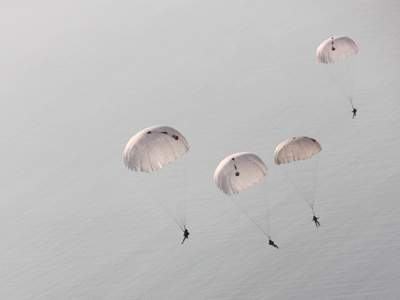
[123,125,189,173]
[214,152,268,196]
[316,36,358,64]
[274,137,321,165]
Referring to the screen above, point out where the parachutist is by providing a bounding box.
[181,228,189,244]
[269,239,279,249]
[352,107,357,119]
[312,215,320,228]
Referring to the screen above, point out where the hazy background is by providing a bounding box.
[1,1,399,299]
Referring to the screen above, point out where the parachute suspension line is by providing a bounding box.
[229,157,270,237]
[296,151,319,210]
[326,66,349,104]
[180,157,188,229]
[343,47,356,107]
[184,158,188,228]
[161,134,180,202]
[140,173,184,231]
[288,157,311,203]
[281,166,302,199]
[144,136,184,231]
[175,156,188,229]
[344,47,352,105]
[172,144,188,230]
[146,178,183,230]
[310,157,320,209]
[172,151,183,227]
[281,165,313,211]
[349,54,357,106]
[303,143,318,206]
[230,197,271,239]
[175,148,187,229]
[247,186,270,238]
[286,145,313,204]
[278,140,320,212]
[163,134,187,229]
[326,61,353,106]
[261,184,272,238]
[297,144,314,202]
[183,155,188,229]
[292,161,313,207]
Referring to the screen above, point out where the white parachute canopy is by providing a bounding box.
[316,36,358,64]
[123,125,189,231]
[214,153,272,239]
[123,125,189,173]
[316,36,358,106]
[274,137,321,165]
[275,137,322,211]
[214,152,268,196]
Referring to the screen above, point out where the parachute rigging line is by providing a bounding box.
[231,196,271,239]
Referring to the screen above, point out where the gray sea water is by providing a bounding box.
[1,1,398,299]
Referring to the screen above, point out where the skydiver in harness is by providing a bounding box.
[352,107,357,119]
[269,239,279,249]
[181,228,189,244]
[312,215,320,228]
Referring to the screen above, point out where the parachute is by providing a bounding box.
[214,152,272,239]
[316,36,358,107]
[123,125,189,231]
[275,137,322,213]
